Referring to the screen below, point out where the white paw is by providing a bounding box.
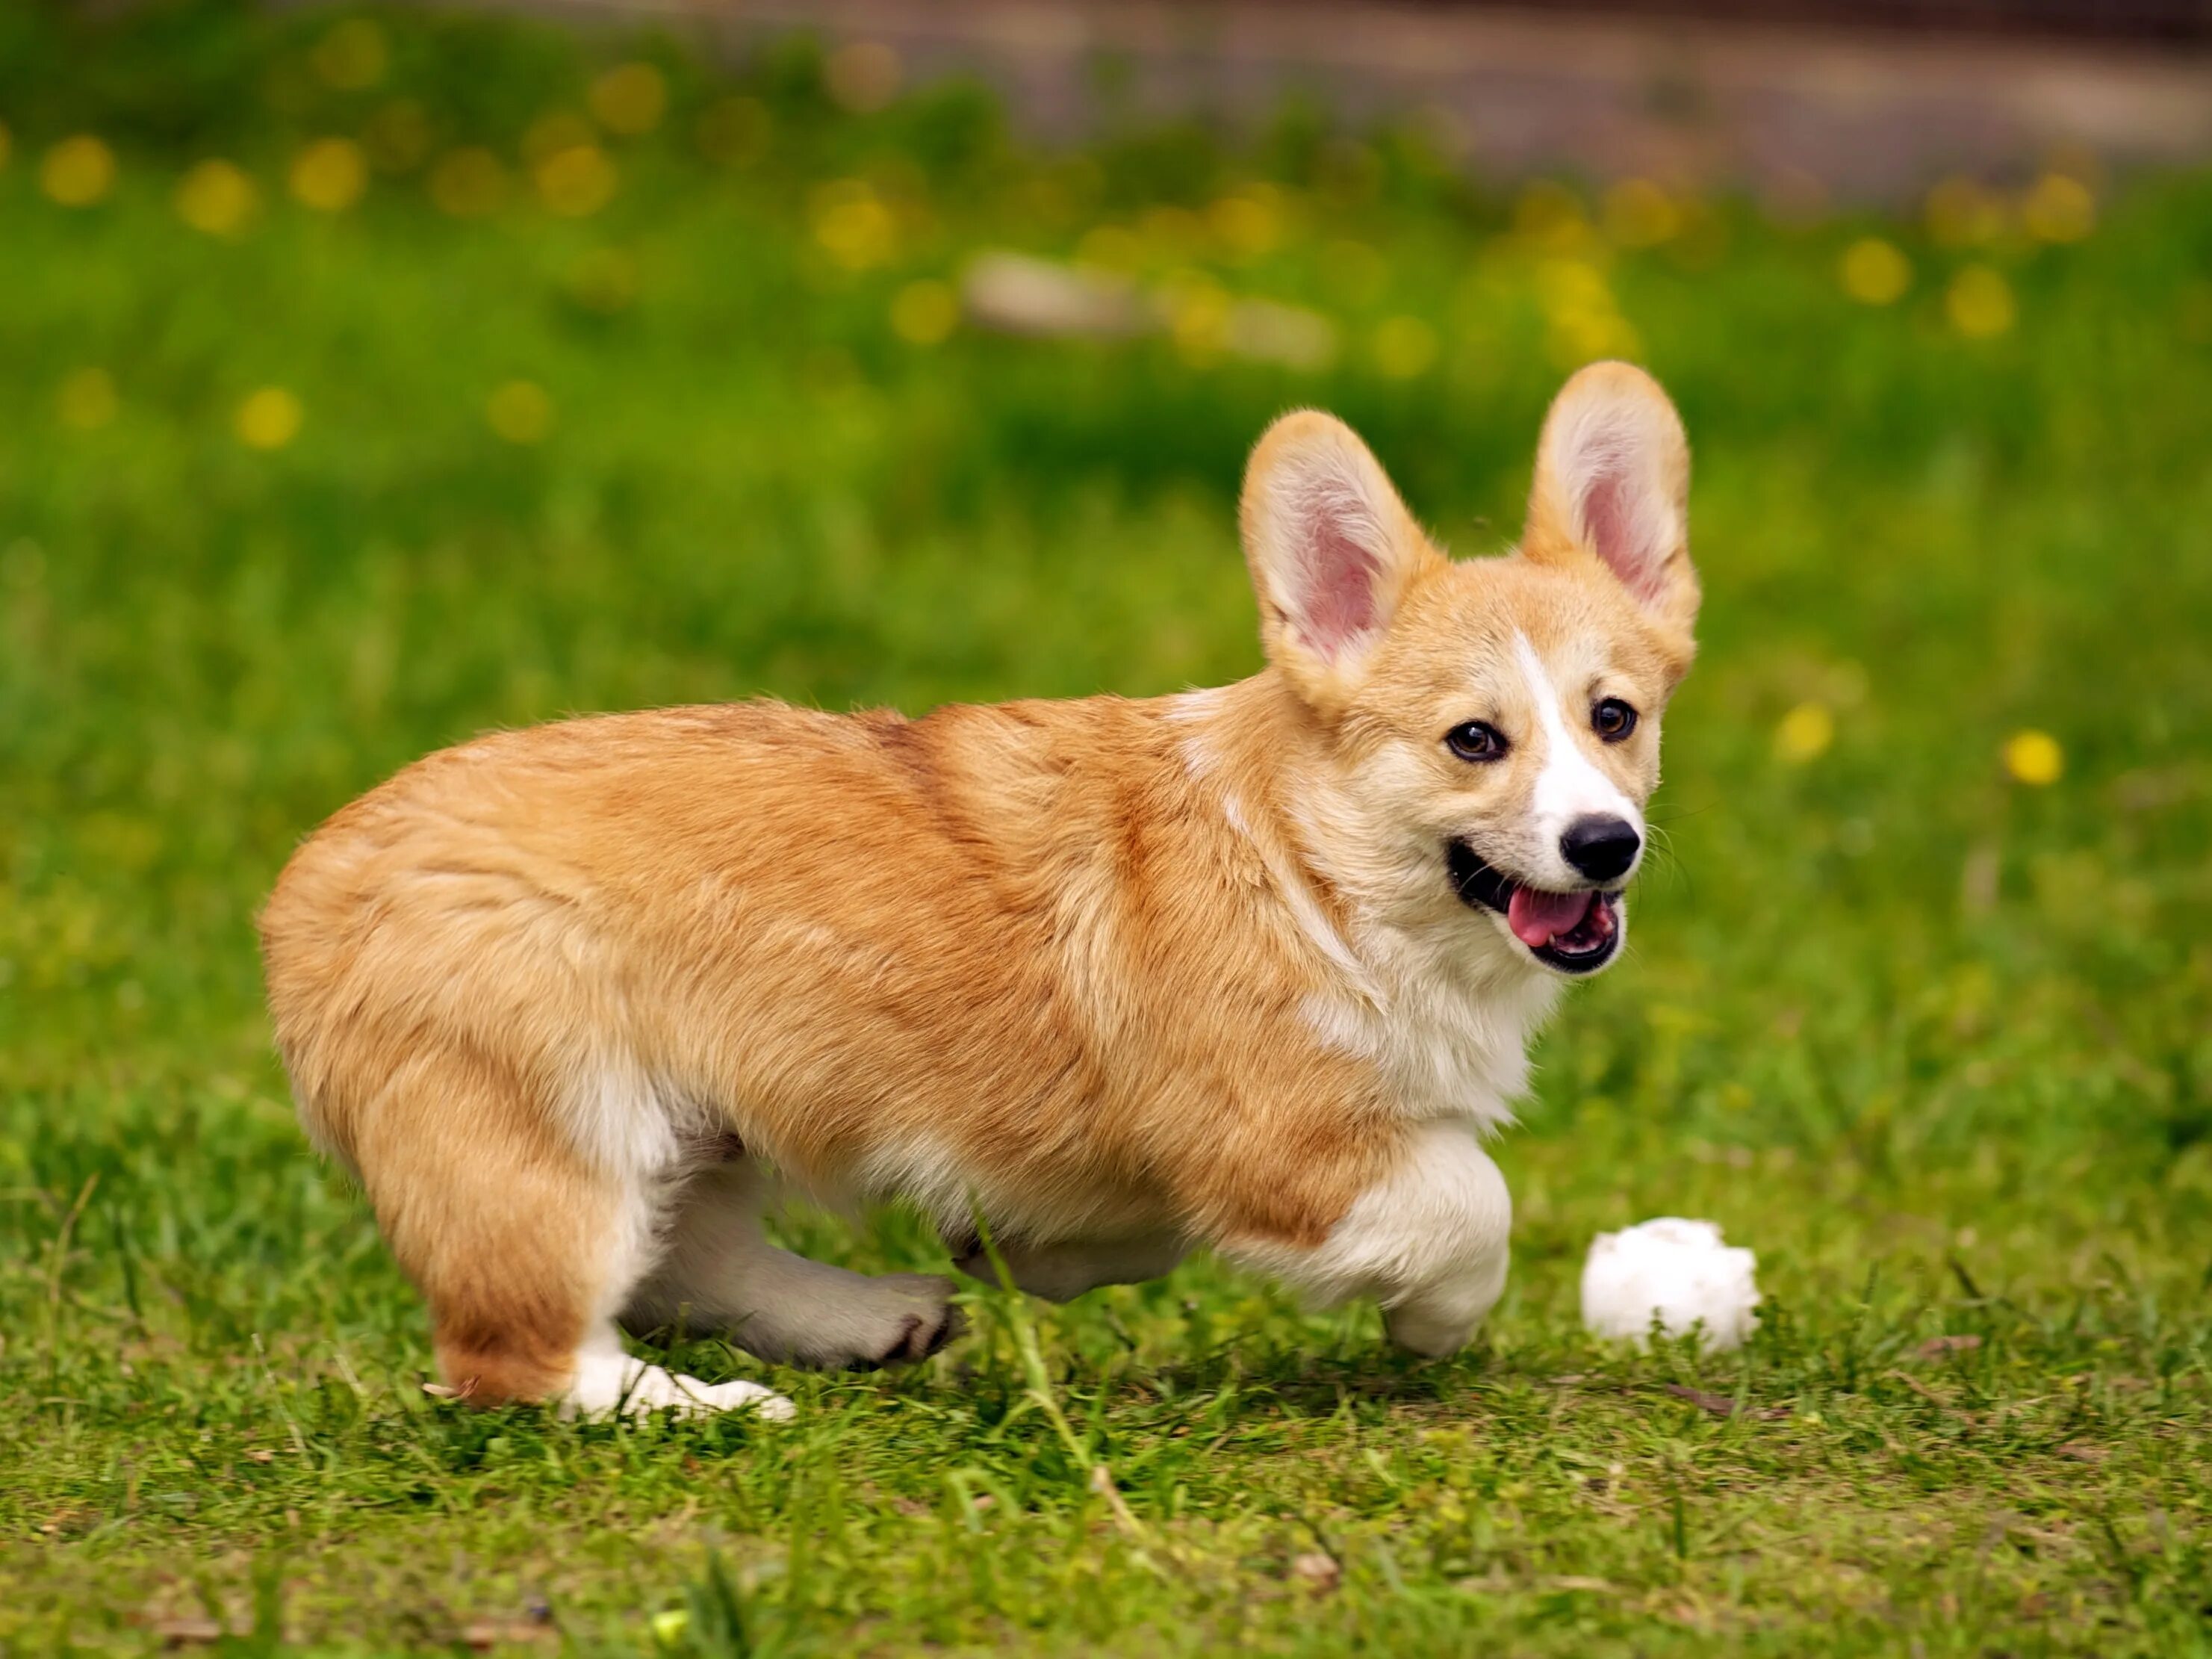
[562,1353,795,1421]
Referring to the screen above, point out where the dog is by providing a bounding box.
[260,360,1697,1419]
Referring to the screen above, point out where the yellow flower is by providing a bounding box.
[1775,702,1834,763]
[1602,178,1680,248]
[1208,188,1282,259]
[2001,729,2063,786]
[1372,315,1438,379]
[825,40,902,113]
[2020,173,2094,244]
[523,111,595,166]
[1162,271,1229,361]
[889,279,959,346]
[1946,265,2016,338]
[535,144,617,217]
[57,368,118,430]
[175,159,258,237]
[588,63,668,136]
[291,138,368,213]
[311,19,388,90]
[485,381,554,444]
[696,96,771,167]
[429,149,508,217]
[235,388,304,450]
[1839,238,1910,306]
[41,135,116,207]
[810,179,895,268]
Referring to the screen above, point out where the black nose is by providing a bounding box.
[1560,814,1641,882]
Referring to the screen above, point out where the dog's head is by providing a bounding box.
[1240,362,1697,977]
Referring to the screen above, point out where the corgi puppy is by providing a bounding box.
[261,361,1697,1419]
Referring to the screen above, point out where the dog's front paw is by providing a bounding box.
[848,1272,963,1368]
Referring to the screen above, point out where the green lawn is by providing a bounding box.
[4,4,2211,1653]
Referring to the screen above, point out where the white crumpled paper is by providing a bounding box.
[1580,1217,1760,1351]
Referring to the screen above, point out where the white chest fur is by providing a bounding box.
[1302,916,1559,1129]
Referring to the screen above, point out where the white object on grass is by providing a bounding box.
[1580,1218,1760,1351]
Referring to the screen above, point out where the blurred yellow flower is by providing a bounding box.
[429,148,509,217]
[1839,237,1910,305]
[1209,189,1283,259]
[810,179,895,268]
[57,368,118,430]
[175,159,258,237]
[291,138,368,212]
[1602,178,1680,248]
[1775,702,1835,763]
[523,111,595,166]
[42,135,116,207]
[2021,173,2095,244]
[1535,258,1638,368]
[311,19,388,90]
[826,40,902,113]
[2001,729,2063,786]
[1925,176,2005,246]
[235,387,304,450]
[1372,314,1438,379]
[588,63,668,136]
[890,279,959,346]
[696,96,771,167]
[485,380,554,444]
[536,144,617,217]
[1947,265,2016,338]
[1163,272,1230,360]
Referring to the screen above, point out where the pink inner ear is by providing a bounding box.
[1298,516,1380,660]
[1579,458,1666,604]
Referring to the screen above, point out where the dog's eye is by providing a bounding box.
[1592,698,1638,742]
[1444,721,1509,763]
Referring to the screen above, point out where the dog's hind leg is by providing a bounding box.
[951,1233,1190,1302]
[622,1159,960,1369]
[352,1046,792,1419]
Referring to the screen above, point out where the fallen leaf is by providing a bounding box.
[147,1617,228,1646]
[1915,1335,1983,1361]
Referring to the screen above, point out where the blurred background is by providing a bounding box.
[3,0,2211,1441]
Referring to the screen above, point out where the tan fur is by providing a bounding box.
[261,362,1697,1407]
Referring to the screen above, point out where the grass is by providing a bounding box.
[3,3,2211,1652]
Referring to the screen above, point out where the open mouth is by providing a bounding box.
[1447,840,1623,974]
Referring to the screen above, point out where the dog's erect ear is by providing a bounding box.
[1522,362,1697,642]
[1240,410,1442,715]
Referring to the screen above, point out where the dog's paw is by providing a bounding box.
[848,1273,963,1368]
[562,1355,795,1421]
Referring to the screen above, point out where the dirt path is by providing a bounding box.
[473,0,2212,197]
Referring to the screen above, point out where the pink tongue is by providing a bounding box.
[1508,887,1596,949]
